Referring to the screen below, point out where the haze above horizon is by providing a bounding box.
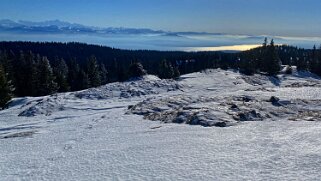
[1,0,321,37]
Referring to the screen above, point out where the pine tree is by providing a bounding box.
[78,70,89,90]
[158,59,174,79]
[54,58,70,92]
[173,65,180,78]
[87,55,101,87]
[0,64,13,108]
[240,59,256,75]
[317,45,321,75]
[297,57,309,71]
[14,51,38,96]
[0,50,14,86]
[266,39,281,75]
[68,58,80,91]
[310,45,319,74]
[128,62,146,78]
[99,63,108,84]
[259,39,281,75]
[260,38,269,72]
[117,64,127,82]
[263,37,268,48]
[36,57,58,96]
[311,45,321,75]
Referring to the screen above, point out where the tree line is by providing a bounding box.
[239,38,321,75]
[1,40,321,108]
[0,41,229,107]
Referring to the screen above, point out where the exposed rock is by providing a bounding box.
[214,122,227,127]
[269,96,282,106]
[242,96,253,102]
[235,110,262,121]
[233,95,255,103]
[290,110,321,122]
[269,96,280,103]
[127,95,274,127]
[230,104,238,109]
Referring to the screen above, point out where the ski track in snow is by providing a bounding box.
[1,70,321,180]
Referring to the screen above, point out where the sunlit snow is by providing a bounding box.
[1,69,321,180]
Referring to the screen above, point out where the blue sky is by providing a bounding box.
[1,0,321,37]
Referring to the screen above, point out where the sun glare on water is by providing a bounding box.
[186,44,262,52]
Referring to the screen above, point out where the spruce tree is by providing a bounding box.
[78,70,89,90]
[297,57,309,71]
[68,58,80,91]
[0,50,14,86]
[240,58,256,75]
[310,45,319,74]
[117,64,127,82]
[158,59,174,79]
[259,39,281,75]
[99,63,108,84]
[158,59,168,79]
[260,38,269,72]
[173,65,180,78]
[36,57,58,96]
[54,58,70,92]
[317,45,321,75]
[266,39,281,75]
[13,51,37,96]
[87,55,101,87]
[128,62,146,78]
[0,65,13,108]
[311,45,321,75]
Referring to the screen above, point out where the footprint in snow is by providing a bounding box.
[63,140,76,151]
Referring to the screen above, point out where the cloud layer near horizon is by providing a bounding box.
[0,19,320,51]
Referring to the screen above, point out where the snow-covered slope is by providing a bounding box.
[1,70,321,180]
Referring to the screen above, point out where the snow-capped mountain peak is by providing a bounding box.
[0,19,167,35]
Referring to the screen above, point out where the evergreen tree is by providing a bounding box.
[78,70,89,90]
[158,59,174,79]
[311,45,321,75]
[266,39,281,75]
[240,59,256,75]
[240,52,256,75]
[99,63,108,84]
[167,62,175,78]
[173,65,180,78]
[68,58,80,91]
[14,51,38,96]
[128,62,146,78]
[263,37,268,48]
[260,38,269,72]
[297,57,309,71]
[117,64,127,82]
[87,55,101,87]
[54,58,70,92]
[310,45,319,73]
[0,50,14,86]
[259,39,281,75]
[0,65,13,108]
[317,45,321,75]
[36,57,58,96]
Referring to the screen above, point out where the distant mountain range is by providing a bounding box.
[0,19,319,51]
[0,19,227,37]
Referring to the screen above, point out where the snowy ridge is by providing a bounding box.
[1,69,321,180]
[74,75,181,100]
[5,75,181,117]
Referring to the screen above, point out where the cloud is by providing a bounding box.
[0,19,320,51]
